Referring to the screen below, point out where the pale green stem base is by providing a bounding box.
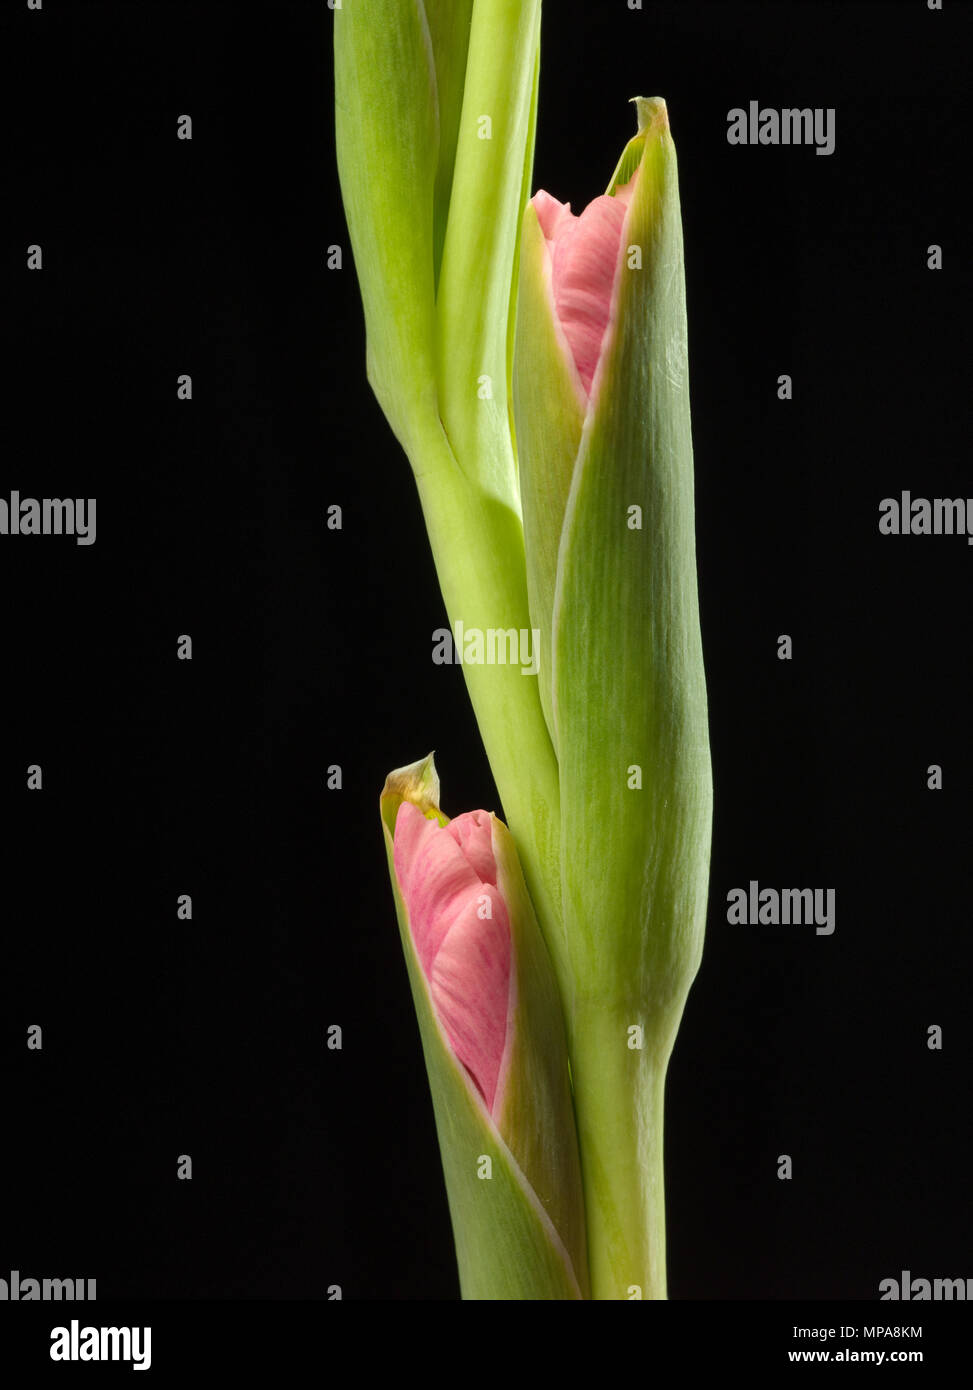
[568,1001,673,1300]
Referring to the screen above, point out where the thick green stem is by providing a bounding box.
[568,1002,674,1300]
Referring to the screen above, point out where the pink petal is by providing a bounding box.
[532,173,639,401]
[532,188,575,242]
[394,803,512,1113]
[446,810,498,888]
[428,886,508,1112]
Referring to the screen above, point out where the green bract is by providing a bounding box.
[380,755,588,1300]
[514,98,713,1297]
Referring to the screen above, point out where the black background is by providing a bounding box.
[2,0,970,1309]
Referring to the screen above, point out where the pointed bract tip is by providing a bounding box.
[380,752,447,836]
[631,95,669,135]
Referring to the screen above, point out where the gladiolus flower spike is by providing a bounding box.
[338,1,712,1301]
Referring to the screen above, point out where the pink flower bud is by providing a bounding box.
[531,171,640,402]
[393,802,512,1115]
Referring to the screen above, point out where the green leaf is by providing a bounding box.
[435,0,542,513]
[334,1,438,455]
[506,34,541,454]
[424,0,476,290]
[381,755,589,1300]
